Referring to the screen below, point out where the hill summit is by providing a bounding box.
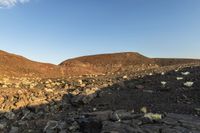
[60,52,157,75]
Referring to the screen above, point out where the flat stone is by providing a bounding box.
[43,121,58,132]
[143,90,154,93]
[136,85,145,89]
[68,121,79,131]
[9,126,19,133]
[82,93,97,104]
[126,82,135,89]
[166,113,199,122]
[5,112,15,120]
[71,93,97,105]
[130,119,143,126]
[144,113,162,121]
[141,125,162,133]
[181,72,190,76]
[162,126,192,133]
[162,117,179,125]
[183,82,194,87]
[179,120,200,130]
[101,121,144,133]
[82,111,113,121]
[110,110,141,121]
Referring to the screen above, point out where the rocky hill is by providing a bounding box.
[60,52,200,76]
[1,50,200,77]
[60,52,158,75]
[0,50,61,77]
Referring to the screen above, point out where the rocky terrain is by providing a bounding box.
[0,50,200,133]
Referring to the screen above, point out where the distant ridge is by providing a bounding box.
[0,50,199,77]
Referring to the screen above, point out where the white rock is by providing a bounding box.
[144,113,162,120]
[161,72,165,75]
[44,88,54,92]
[123,76,128,79]
[77,79,83,85]
[161,81,167,86]
[175,69,179,72]
[115,113,121,122]
[184,82,194,87]
[181,72,190,76]
[2,85,7,88]
[141,107,147,114]
[176,77,183,80]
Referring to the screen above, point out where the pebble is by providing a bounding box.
[141,107,147,114]
[123,76,128,79]
[161,81,167,86]
[195,108,200,113]
[181,72,190,76]
[44,88,54,92]
[144,113,162,120]
[184,82,194,87]
[136,85,144,89]
[93,108,97,111]
[143,90,154,93]
[176,77,183,80]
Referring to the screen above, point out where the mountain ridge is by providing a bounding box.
[0,50,200,77]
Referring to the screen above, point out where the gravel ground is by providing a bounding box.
[0,63,199,133]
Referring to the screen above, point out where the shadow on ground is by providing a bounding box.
[1,66,200,133]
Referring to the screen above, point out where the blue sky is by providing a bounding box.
[0,0,200,64]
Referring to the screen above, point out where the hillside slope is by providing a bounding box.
[1,50,200,77]
[154,58,200,66]
[0,50,61,77]
[60,52,158,75]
